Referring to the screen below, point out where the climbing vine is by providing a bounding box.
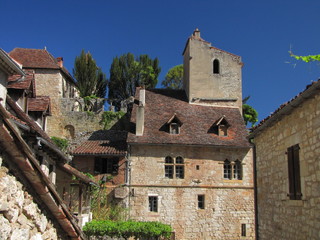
[51,136,69,152]
[100,111,125,130]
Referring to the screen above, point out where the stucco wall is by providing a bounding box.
[254,93,320,240]
[128,144,255,240]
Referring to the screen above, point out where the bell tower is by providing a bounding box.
[183,29,243,110]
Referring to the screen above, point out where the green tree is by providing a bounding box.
[108,53,160,109]
[290,52,320,63]
[242,96,258,127]
[73,50,107,98]
[162,64,183,89]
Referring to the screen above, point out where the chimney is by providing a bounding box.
[136,88,145,136]
[56,57,63,68]
[193,28,200,39]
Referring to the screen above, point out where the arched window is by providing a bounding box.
[223,159,232,179]
[175,156,184,179]
[64,125,75,139]
[233,160,242,180]
[213,59,220,74]
[165,156,174,179]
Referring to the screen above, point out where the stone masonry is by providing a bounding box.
[252,91,320,239]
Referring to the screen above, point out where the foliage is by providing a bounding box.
[100,111,126,130]
[108,53,160,110]
[51,136,68,151]
[83,95,98,112]
[162,64,184,89]
[73,50,107,98]
[290,52,320,63]
[83,220,173,239]
[242,96,258,127]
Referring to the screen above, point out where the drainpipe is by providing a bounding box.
[252,141,259,240]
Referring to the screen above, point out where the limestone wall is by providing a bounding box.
[128,144,255,239]
[0,155,66,240]
[254,93,320,239]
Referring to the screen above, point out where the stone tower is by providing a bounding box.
[183,29,243,110]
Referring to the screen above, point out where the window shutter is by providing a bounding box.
[293,144,302,200]
[287,146,295,200]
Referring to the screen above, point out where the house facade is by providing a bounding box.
[126,30,255,240]
[249,80,320,239]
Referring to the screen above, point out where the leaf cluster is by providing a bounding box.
[108,53,160,110]
[83,220,173,239]
[290,52,320,63]
[51,136,69,152]
[243,104,258,127]
[162,64,184,89]
[73,50,107,98]
[100,111,125,130]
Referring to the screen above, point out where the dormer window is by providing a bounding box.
[213,59,220,74]
[209,116,230,136]
[166,114,182,135]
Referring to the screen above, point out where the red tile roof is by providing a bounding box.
[9,48,76,84]
[72,130,127,156]
[7,69,35,91]
[28,96,51,114]
[128,89,250,148]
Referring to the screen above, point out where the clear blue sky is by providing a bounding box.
[1,0,320,122]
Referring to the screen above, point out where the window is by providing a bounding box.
[234,160,242,180]
[166,114,182,135]
[198,195,205,209]
[209,116,230,136]
[287,144,302,200]
[94,158,119,174]
[213,59,220,74]
[223,159,232,179]
[241,224,246,237]
[149,196,158,212]
[164,156,184,179]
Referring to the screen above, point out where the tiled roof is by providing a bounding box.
[6,95,52,142]
[250,79,320,137]
[72,130,127,156]
[9,48,76,84]
[28,96,51,114]
[128,89,250,148]
[7,69,35,92]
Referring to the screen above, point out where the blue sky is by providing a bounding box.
[1,0,320,122]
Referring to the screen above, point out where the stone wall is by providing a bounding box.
[127,144,255,240]
[254,93,320,239]
[0,155,66,240]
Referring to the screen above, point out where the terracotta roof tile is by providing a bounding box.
[28,96,51,114]
[128,89,250,148]
[7,69,35,91]
[72,130,127,155]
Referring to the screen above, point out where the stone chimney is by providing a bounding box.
[56,57,63,68]
[193,28,200,39]
[136,88,145,136]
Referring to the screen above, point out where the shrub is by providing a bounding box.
[51,136,68,151]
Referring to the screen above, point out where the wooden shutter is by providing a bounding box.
[293,144,302,200]
[287,146,295,200]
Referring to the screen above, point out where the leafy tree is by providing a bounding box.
[162,64,183,89]
[73,50,107,98]
[242,96,258,127]
[290,52,320,63]
[108,53,160,109]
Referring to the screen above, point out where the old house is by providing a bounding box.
[0,48,96,239]
[249,79,320,239]
[9,48,104,139]
[126,29,255,239]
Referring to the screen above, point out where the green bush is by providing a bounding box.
[51,136,69,151]
[100,111,125,130]
[83,220,173,239]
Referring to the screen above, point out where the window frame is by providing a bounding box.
[287,144,302,200]
[198,195,205,209]
[148,196,158,212]
[213,59,220,74]
[164,156,185,179]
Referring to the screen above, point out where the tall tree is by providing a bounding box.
[108,53,160,109]
[242,96,258,127]
[73,50,107,98]
[162,64,183,89]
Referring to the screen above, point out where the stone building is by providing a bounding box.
[0,49,96,239]
[9,48,104,139]
[126,30,255,239]
[249,79,320,240]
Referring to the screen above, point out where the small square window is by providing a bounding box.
[198,195,205,209]
[149,196,158,212]
[170,123,180,134]
[196,165,200,170]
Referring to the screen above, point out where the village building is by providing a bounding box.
[0,48,96,239]
[9,48,104,139]
[126,29,255,239]
[249,79,320,239]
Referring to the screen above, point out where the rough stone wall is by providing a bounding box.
[0,155,66,240]
[254,93,320,240]
[128,144,255,240]
[183,37,242,109]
